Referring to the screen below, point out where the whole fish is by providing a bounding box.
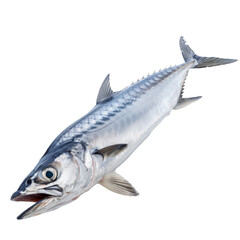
[11,37,237,219]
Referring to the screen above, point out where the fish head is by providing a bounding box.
[11,142,95,219]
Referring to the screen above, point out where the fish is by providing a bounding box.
[11,37,237,219]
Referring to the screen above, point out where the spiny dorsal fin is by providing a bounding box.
[99,172,139,196]
[94,144,127,158]
[96,74,113,104]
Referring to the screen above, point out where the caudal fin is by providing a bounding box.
[179,36,237,68]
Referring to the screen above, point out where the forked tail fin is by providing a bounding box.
[179,36,237,68]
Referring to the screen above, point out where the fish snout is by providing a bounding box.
[11,190,21,201]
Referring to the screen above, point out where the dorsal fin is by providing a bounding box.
[96,74,113,104]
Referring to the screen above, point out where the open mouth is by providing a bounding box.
[11,192,52,202]
[11,186,63,220]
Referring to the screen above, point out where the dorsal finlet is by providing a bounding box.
[96,74,114,104]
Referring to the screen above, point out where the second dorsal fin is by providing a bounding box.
[96,74,113,104]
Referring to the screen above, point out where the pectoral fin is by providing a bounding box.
[93,144,127,158]
[99,172,139,196]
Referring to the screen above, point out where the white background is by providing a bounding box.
[0,1,239,239]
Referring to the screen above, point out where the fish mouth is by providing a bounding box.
[11,186,63,220]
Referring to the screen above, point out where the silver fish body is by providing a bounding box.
[51,62,192,178]
[11,37,237,219]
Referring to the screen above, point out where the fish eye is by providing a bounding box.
[42,167,57,182]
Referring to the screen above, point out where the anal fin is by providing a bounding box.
[99,172,139,196]
[174,96,202,110]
